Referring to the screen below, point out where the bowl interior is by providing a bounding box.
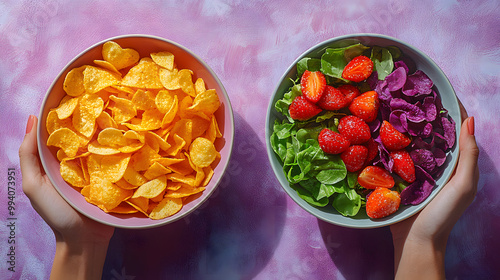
[38,35,234,229]
[266,34,460,228]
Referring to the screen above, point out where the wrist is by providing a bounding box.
[51,239,109,280]
[394,234,447,280]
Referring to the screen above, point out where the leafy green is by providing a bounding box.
[297,57,321,77]
[371,46,394,80]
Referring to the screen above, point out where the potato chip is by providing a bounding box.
[146,131,170,151]
[121,58,163,89]
[115,178,138,190]
[132,175,167,199]
[83,66,120,94]
[96,111,118,130]
[166,172,195,186]
[101,154,131,183]
[189,137,218,168]
[122,166,148,186]
[194,78,206,96]
[88,179,133,211]
[150,190,166,203]
[102,41,140,70]
[109,95,137,123]
[159,68,181,90]
[188,89,220,116]
[93,60,121,76]
[88,140,121,155]
[149,197,182,220]
[151,51,174,70]
[140,108,163,130]
[55,96,79,120]
[205,115,222,143]
[161,95,179,127]
[63,66,86,97]
[153,156,184,167]
[202,166,214,187]
[168,157,194,176]
[47,128,81,158]
[191,116,211,139]
[178,69,196,97]
[170,118,193,148]
[97,128,127,147]
[131,89,156,111]
[166,133,186,156]
[73,93,104,137]
[105,202,138,214]
[165,185,205,198]
[46,110,73,135]
[155,90,175,113]
[131,145,161,171]
[126,196,149,215]
[144,161,172,180]
[60,158,87,187]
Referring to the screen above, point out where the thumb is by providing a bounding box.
[19,115,44,197]
[450,116,479,200]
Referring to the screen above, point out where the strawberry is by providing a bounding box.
[366,187,401,219]
[358,166,395,189]
[342,55,374,82]
[363,138,379,166]
[390,150,416,183]
[300,70,326,103]
[289,95,322,121]
[318,128,350,154]
[338,115,371,145]
[380,121,411,151]
[341,145,368,172]
[348,91,379,123]
[338,84,360,104]
[317,85,349,111]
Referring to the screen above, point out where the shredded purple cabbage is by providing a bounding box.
[370,61,456,205]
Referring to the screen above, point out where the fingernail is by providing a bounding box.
[25,115,35,134]
[467,116,475,136]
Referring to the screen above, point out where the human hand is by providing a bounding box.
[390,101,479,279]
[19,115,114,279]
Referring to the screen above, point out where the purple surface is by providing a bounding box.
[0,1,499,279]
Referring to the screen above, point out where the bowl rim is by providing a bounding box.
[37,34,235,229]
[265,33,460,229]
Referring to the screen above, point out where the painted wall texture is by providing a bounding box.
[0,1,499,279]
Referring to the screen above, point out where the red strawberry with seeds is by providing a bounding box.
[317,85,349,111]
[342,55,374,82]
[366,187,401,219]
[348,91,379,123]
[341,145,368,172]
[318,128,350,154]
[289,95,322,121]
[390,150,416,183]
[380,121,411,151]
[338,115,371,145]
[300,70,326,103]
[358,166,395,189]
[338,84,360,104]
[363,138,379,166]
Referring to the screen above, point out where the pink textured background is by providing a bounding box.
[1,1,499,279]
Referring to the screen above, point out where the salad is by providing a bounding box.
[270,43,456,219]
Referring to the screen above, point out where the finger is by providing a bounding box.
[457,98,468,123]
[19,115,43,197]
[453,116,479,196]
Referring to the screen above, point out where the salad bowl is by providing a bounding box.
[266,33,460,228]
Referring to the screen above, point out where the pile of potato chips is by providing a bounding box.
[46,41,222,220]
